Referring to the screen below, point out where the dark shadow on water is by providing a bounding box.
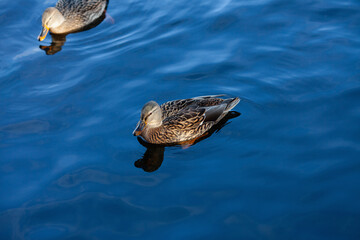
[134,140,165,172]
[134,111,241,172]
[39,9,108,55]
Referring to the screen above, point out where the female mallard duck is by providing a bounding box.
[133,95,240,145]
[38,0,109,41]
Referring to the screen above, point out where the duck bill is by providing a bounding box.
[133,121,146,136]
[38,26,49,41]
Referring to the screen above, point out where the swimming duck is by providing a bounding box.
[38,0,109,41]
[133,95,240,145]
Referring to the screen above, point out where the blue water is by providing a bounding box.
[1,0,360,239]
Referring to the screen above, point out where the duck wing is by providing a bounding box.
[160,99,196,118]
[161,104,226,143]
[163,107,206,130]
[160,95,225,118]
[161,95,240,121]
[190,96,240,124]
[162,103,227,131]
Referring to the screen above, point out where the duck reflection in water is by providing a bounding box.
[135,111,240,172]
[39,34,67,55]
[38,0,110,55]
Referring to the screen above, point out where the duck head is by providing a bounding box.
[133,101,162,136]
[38,7,65,41]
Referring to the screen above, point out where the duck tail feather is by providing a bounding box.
[225,97,240,112]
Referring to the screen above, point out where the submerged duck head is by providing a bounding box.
[133,101,162,136]
[38,7,65,41]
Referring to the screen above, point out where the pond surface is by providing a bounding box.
[1,0,360,239]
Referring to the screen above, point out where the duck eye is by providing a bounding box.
[145,112,152,121]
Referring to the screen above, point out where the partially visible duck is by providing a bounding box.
[38,0,109,41]
[133,95,240,145]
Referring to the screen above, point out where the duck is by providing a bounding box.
[38,0,109,41]
[133,95,240,145]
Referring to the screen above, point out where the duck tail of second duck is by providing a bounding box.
[225,97,240,112]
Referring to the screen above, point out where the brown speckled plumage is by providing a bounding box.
[51,0,108,34]
[134,95,240,144]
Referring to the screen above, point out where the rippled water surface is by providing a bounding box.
[1,0,360,239]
